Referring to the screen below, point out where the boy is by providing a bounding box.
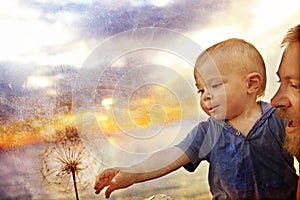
[94,38,298,199]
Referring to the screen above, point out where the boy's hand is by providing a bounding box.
[94,168,134,198]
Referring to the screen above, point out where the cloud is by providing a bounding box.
[0,0,89,67]
[0,0,231,67]
[0,0,299,78]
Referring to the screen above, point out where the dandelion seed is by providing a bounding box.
[41,127,102,200]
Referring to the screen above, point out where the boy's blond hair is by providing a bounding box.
[281,24,300,46]
[195,38,266,98]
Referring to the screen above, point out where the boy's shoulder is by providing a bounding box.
[259,101,275,119]
[257,100,272,112]
[259,101,284,123]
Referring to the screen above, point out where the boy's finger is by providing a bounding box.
[94,182,105,194]
[104,178,118,199]
[94,176,111,194]
[105,185,116,199]
[94,169,114,188]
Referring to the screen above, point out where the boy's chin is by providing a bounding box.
[212,117,226,121]
[210,114,226,121]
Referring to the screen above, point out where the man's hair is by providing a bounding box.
[195,38,266,98]
[282,24,300,46]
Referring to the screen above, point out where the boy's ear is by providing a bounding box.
[246,72,263,94]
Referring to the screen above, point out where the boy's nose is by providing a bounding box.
[202,91,212,101]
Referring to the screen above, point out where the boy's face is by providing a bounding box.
[194,55,248,121]
[271,42,300,159]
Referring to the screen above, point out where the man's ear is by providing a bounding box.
[246,72,263,94]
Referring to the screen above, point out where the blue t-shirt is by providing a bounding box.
[176,102,298,199]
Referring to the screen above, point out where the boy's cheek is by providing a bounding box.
[200,102,210,116]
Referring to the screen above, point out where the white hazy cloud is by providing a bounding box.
[0,0,90,67]
[0,0,299,88]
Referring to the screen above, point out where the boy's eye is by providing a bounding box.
[212,83,222,89]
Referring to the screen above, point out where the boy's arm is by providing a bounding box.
[94,146,190,198]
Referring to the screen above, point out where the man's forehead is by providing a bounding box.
[278,43,300,80]
[277,68,300,80]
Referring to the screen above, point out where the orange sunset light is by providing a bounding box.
[0,101,182,149]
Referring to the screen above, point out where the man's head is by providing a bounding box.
[194,38,266,120]
[271,24,300,160]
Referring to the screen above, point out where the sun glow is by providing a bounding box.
[27,76,52,88]
[152,0,171,7]
[101,98,113,110]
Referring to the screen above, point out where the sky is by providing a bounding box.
[0,0,299,101]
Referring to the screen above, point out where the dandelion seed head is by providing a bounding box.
[40,126,103,195]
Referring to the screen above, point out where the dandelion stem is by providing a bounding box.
[71,167,79,200]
